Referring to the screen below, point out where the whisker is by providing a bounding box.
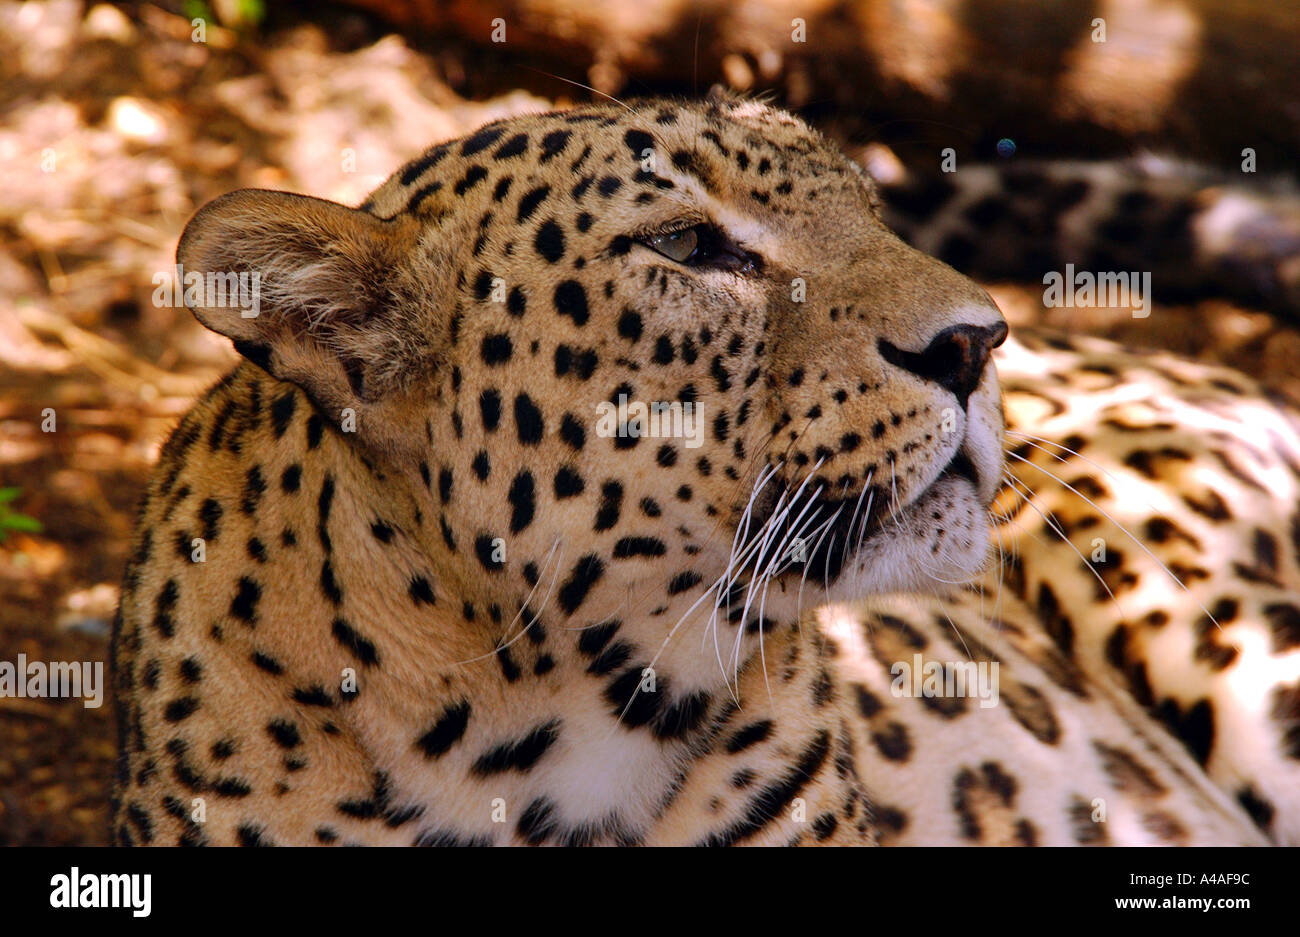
[1001,469,1129,624]
[727,466,826,686]
[454,536,564,665]
[1004,451,1222,630]
[615,460,805,726]
[745,489,833,698]
[519,66,638,114]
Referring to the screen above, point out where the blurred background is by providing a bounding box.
[1,0,1297,844]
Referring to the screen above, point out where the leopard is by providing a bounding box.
[110,93,1300,846]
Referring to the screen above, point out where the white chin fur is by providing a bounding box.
[825,476,991,599]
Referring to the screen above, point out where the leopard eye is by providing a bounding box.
[642,227,699,263]
[636,223,760,272]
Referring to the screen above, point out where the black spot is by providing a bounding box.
[317,475,335,552]
[554,344,598,380]
[332,617,379,667]
[508,471,537,533]
[507,286,527,317]
[587,641,633,676]
[475,533,505,572]
[554,280,590,326]
[199,497,222,541]
[208,400,237,451]
[516,184,551,222]
[559,554,605,615]
[604,666,664,727]
[554,466,585,498]
[293,683,334,706]
[1155,696,1216,766]
[812,813,839,841]
[612,536,667,558]
[811,668,835,707]
[124,804,154,844]
[251,651,283,675]
[1236,785,1276,830]
[726,720,773,754]
[517,797,558,845]
[471,720,561,775]
[473,270,494,300]
[667,571,703,595]
[594,480,623,531]
[306,414,324,449]
[654,691,709,739]
[229,576,261,624]
[454,165,489,196]
[872,722,912,761]
[409,180,444,214]
[617,309,642,341]
[495,644,522,683]
[577,620,621,656]
[416,701,472,758]
[152,579,178,638]
[624,128,654,158]
[1264,603,1300,653]
[481,333,513,366]
[280,464,301,493]
[399,145,449,185]
[560,413,586,450]
[409,575,436,606]
[270,390,296,438]
[492,132,529,160]
[267,719,301,749]
[514,394,544,444]
[236,824,273,847]
[540,129,571,162]
[163,697,199,723]
[320,560,343,605]
[535,219,565,262]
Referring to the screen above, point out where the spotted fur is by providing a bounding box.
[111,96,1292,846]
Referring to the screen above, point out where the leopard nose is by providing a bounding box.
[878,321,1008,407]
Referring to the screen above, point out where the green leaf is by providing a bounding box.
[0,513,42,533]
[0,487,22,504]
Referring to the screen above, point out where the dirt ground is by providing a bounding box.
[2,1,1299,846]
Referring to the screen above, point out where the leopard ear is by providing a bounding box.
[177,189,442,424]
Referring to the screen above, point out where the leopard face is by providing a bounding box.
[181,96,1006,637]
[114,95,1015,846]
